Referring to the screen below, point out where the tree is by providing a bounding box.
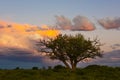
[38,34,103,70]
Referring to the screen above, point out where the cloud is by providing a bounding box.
[93,50,120,66]
[0,20,8,28]
[98,17,120,29]
[0,46,60,69]
[0,20,59,50]
[72,15,95,31]
[111,44,120,50]
[78,50,120,67]
[0,16,120,68]
[0,46,55,64]
[0,20,59,65]
[55,15,72,30]
[55,15,95,31]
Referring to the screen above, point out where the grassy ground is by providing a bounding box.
[0,65,120,80]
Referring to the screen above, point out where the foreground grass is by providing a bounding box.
[0,65,120,80]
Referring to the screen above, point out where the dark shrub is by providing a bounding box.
[54,65,65,70]
[85,65,101,69]
[32,67,38,70]
[42,66,46,70]
[48,66,52,70]
[15,67,20,70]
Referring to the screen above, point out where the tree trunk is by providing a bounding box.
[71,62,77,71]
[62,61,71,69]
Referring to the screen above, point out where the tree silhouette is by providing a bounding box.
[38,34,103,70]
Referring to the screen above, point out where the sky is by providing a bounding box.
[0,0,120,69]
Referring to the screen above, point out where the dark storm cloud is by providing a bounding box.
[98,17,120,29]
[55,15,95,31]
[77,50,120,67]
[91,50,120,66]
[0,47,46,63]
[0,47,120,68]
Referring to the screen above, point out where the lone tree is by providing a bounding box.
[38,34,103,70]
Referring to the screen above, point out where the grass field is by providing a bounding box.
[0,65,120,80]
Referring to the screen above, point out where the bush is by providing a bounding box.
[85,65,101,69]
[48,66,52,70]
[42,66,46,70]
[32,67,38,70]
[14,67,20,70]
[54,65,65,70]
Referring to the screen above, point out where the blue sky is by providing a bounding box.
[0,0,120,69]
[0,0,120,25]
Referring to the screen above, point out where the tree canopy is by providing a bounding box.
[38,34,103,70]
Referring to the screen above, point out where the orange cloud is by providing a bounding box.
[0,20,60,55]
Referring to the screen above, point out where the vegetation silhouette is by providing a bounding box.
[38,34,103,70]
[0,65,120,80]
[32,67,39,70]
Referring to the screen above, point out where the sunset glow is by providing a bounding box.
[0,0,120,69]
[0,20,59,52]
